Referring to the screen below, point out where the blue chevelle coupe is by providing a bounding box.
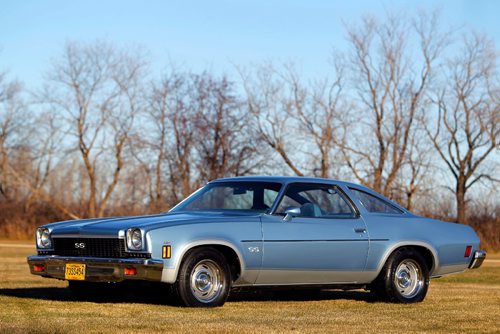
[28,176,486,307]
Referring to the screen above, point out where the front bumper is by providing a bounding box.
[27,255,163,282]
[469,250,487,269]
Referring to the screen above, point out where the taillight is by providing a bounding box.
[33,264,45,272]
[464,245,472,257]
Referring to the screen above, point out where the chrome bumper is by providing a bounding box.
[469,250,487,269]
[27,255,163,282]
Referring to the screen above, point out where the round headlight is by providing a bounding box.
[37,228,52,249]
[129,229,142,250]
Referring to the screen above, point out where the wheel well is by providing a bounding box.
[185,245,242,282]
[394,245,435,273]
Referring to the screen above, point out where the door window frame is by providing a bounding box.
[269,182,361,219]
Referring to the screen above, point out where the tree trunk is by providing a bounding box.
[456,179,467,224]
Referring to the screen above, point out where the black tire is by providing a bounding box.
[371,248,429,303]
[173,247,231,307]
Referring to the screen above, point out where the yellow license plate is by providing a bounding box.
[65,263,86,280]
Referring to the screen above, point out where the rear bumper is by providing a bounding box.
[27,255,163,282]
[468,250,487,269]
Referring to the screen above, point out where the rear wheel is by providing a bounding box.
[371,248,429,303]
[174,248,231,307]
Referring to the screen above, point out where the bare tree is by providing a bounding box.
[0,71,23,200]
[131,69,195,208]
[192,72,260,182]
[394,132,433,211]
[286,63,348,178]
[165,76,196,201]
[241,63,348,178]
[339,12,447,198]
[44,41,147,218]
[241,65,306,176]
[426,33,499,224]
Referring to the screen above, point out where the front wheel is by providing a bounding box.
[174,248,231,307]
[372,248,429,303]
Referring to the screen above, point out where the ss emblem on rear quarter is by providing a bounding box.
[74,243,86,249]
[248,247,260,253]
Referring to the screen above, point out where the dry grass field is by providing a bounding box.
[0,242,499,334]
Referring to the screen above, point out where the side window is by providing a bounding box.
[276,193,301,210]
[275,184,355,218]
[186,187,253,210]
[263,189,279,207]
[349,188,403,214]
[223,188,254,209]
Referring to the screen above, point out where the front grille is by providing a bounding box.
[39,238,150,258]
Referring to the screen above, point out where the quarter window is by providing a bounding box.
[349,188,403,214]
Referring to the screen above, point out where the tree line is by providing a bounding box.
[0,12,498,249]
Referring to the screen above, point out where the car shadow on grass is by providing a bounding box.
[0,282,170,305]
[229,288,378,303]
[0,284,378,305]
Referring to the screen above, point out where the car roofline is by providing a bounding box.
[209,175,354,186]
[209,176,412,215]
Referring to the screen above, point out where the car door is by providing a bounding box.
[256,182,369,285]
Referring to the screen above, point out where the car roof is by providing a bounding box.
[210,175,366,190]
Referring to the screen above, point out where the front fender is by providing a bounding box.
[144,220,262,285]
[160,239,248,284]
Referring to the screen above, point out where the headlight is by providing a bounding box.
[127,228,143,250]
[36,228,52,249]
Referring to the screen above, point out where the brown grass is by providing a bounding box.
[0,243,499,333]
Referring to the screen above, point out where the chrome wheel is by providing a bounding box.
[190,259,225,304]
[394,259,424,299]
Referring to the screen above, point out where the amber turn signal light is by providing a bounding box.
[162,245,171,259]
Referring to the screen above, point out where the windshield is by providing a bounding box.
[171,181,283,213]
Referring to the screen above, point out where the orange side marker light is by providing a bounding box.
[162,245,171,259]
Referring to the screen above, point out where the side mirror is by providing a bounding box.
[283,206,301,222]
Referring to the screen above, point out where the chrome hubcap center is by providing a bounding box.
[397,271,412,288]
[195,273,212,291]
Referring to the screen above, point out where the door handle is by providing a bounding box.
[354,228,367,234]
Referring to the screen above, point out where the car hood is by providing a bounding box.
[47,211,261,238]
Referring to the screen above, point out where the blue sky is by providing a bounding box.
[1,0,499,87]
